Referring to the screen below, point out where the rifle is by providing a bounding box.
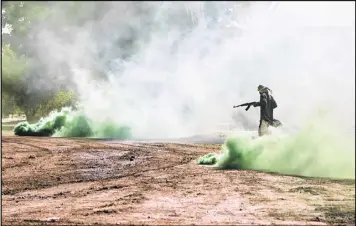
[233,102,257,111]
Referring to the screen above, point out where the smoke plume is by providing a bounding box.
[21,1,354,140]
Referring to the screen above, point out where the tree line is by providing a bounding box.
[2,2,79,121]
[2,1,249,121]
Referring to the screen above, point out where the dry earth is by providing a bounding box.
[1,135,355,225]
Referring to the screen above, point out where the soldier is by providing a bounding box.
[253,85,281,136]
[233,85,282,136]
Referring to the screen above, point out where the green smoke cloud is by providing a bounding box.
[197,119,355,179]
[13,107,132,139]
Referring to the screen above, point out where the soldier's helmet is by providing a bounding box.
[258,85,273,95]
[257,85,265,92]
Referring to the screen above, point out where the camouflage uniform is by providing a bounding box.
[254,85,279,136]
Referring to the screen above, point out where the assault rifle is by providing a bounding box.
[233,102,257,111]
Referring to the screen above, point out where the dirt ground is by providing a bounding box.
[2,135,355,225]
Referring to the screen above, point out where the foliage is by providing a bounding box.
[33,90,77,120]
[2,1,51,54]
[1,92,23,117]
[2,43,30,90]
[2,2,203,119]
[2,2,77,120]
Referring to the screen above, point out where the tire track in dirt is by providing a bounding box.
[2,136,354,225]
[2,137,203,195]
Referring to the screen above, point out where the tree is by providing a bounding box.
[2,1,51,55]
[2,2,208,120]
[2,2,78,121]
[1,43,29,89]
[1,92,23,117]
[2,42,77,121]
[33,90,77,120]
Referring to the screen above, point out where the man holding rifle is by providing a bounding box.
[233,85,282,136]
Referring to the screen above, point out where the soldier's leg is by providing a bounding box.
[258,120,263,136]
[258,120,270,136]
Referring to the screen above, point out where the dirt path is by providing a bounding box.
[2,136,355,225]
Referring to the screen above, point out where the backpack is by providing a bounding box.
[270,95,278,109]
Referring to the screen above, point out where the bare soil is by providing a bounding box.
[2,136,355,225]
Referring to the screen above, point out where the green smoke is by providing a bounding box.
[197,121,355,179]
[197,152,221,165]
[13,107,132,139]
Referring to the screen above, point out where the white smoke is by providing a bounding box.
[31,1,354,139]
